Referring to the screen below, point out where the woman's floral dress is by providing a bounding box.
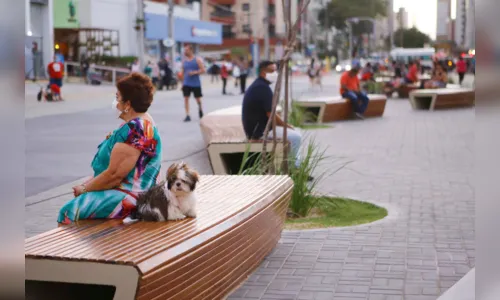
[57,118,162,224]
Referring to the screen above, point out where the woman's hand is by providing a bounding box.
[72,185,86,197]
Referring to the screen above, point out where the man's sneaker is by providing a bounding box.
[355,112,365,120]
[199,109,204,119]
[183,115,191,122]
[37,89,42,102]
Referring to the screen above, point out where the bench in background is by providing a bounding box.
[293,94,387,124]
[26,175,294,300]
[200,106,286,175]
[409,88,475,110]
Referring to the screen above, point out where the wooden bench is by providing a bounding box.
[293,94,387,124]
[397,83,420,98]
[409,88,475,110]
[26,175,294,300]
[200,106,286,175]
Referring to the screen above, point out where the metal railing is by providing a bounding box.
[64,61,131,85]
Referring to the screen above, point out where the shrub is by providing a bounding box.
[238,137,331,217]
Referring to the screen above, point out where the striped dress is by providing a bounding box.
[57,118,162,224]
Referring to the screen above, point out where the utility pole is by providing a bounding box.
[137,0,146,70]
[387,0,394,51]
[263,0,270,60]
[167,0,175,71]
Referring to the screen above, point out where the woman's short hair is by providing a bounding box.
[116,73,155,113]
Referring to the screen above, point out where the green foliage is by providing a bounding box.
[318,0,388,34]
[388,27,432,48]
[287,102,318,128]
[362,81,384,94]
[238,138,330,218]
[288,139,328,217]
[97,55,137,67]
[285,197,388,229]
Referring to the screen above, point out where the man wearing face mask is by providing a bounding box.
[242,61,308,176]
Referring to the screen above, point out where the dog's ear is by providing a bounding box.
[166,163,178,181]
[187,168,200,191]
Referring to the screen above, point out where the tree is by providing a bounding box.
[389,27,432,48]
[318,0,388,35]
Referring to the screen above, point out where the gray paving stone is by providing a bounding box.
[26,76,475,299]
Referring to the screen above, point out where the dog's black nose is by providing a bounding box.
[176,182,181,187]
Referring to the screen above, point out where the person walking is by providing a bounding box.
[456,56,467,86]
[180,44,205,122]
[220,58,230,95]
[238,56,249,94]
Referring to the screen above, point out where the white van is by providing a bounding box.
[390,47,435,69]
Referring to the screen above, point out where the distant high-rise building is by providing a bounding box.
[436,0,452,41]
[395,7,409,31]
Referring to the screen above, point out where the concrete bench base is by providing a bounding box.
[409,88,475,110]
[200,105,288,175]
[294,94,387,124]
[25,175,294,300]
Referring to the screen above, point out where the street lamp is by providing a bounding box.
[345,17,375,62]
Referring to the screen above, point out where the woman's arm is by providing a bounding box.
[74,143,141,196]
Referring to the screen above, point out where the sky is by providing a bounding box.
[393,0,440,39]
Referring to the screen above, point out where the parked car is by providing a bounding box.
[335,60,352,73]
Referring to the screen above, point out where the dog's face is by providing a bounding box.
[166,162,199,196]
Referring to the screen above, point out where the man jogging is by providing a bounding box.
[181,44,205,122]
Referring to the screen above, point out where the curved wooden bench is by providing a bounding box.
[294,94,387,124]
[200,106,286,175]
[26,175,294,300]
[409,88,475,110]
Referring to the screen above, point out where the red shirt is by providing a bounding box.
[406,64,418,82]
[50,84,60,95]
[456,60,467,73]
[47,62,64,79]
[221,64,229,79]
[340,72,360,95]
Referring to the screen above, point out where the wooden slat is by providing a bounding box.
[25,175,292,269]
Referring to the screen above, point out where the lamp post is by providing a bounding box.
[345,17,375,61]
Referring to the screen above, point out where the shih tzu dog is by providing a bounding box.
[123,162,199,223]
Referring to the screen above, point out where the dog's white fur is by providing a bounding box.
[123,163,198,223]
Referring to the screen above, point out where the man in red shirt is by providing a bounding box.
[340,64,369,119]
[456,56,467,85]
[403,60,419,84]
[47,55,64,99]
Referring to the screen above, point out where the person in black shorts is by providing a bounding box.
[180,44,205,122]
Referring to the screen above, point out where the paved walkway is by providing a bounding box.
[25,73,475,299]
[228,100,474,299]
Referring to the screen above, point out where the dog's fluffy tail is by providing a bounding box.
[123,216,139,224]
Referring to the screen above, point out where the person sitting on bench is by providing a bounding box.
[340,64,369,120]
[57,73,162,224]
[424,62,448,89]
[242,60,304,170]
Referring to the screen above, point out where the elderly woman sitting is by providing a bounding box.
[58,73,162,224]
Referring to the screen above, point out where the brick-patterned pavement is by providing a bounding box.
[25,73,475,299]
[228,100,474,300]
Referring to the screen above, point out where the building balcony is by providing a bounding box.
[210,12,236,24]
[208,0,236,5]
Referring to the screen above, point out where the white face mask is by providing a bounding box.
[112,98,122,119]
[267,71,278,82]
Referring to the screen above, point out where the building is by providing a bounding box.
[454,0,475,49]
[25,0,54,79]
[144,0,222,60]
[466,0,475,49]
[199,0,297,59]
[394,7,409,31]
[436,0,452,42]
